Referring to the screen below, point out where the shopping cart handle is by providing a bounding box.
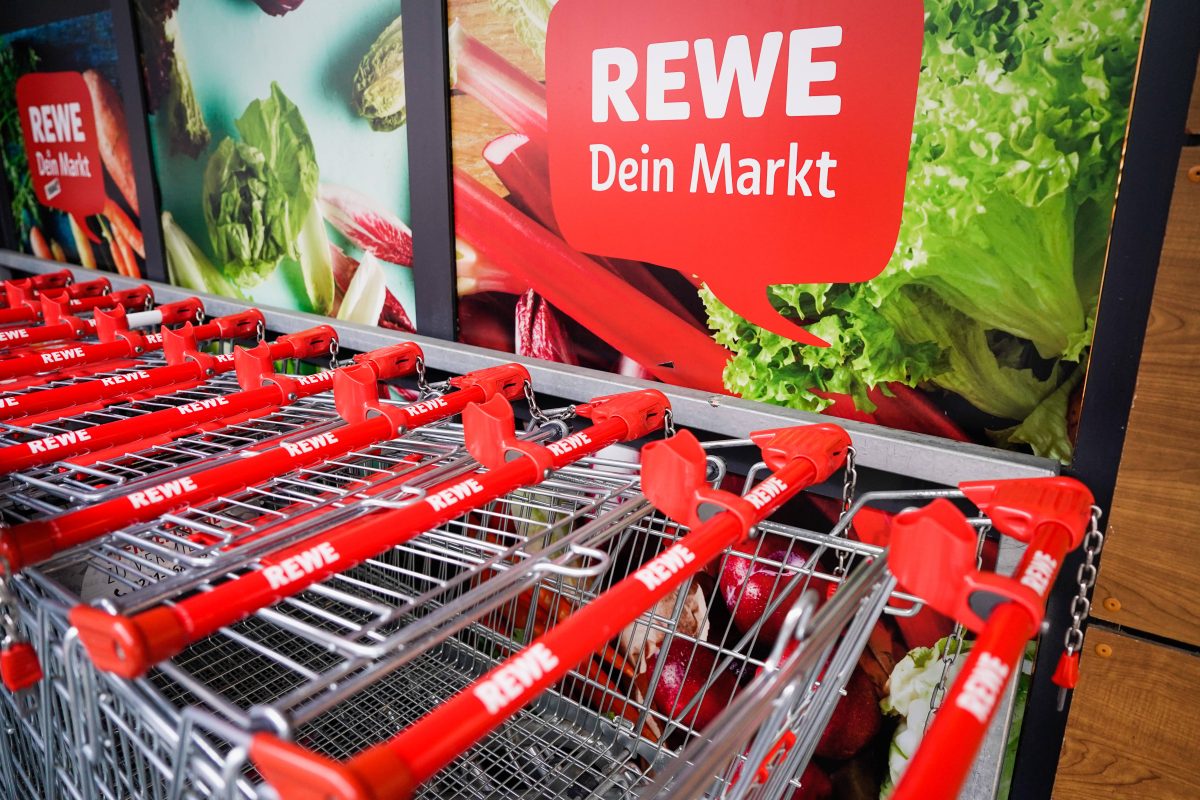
[39,292,72,324]
[156,297,205,325]
[67,276,111,298]
[575,389,670,440]
[109,284,154,311]
[162,322,205,366]
[275,324,339,360]
[448,362,530,401]
[888,499,1052,633]
[4,282,35,309]
[351,341,424,382]
[210,308,266,338]
[250,734,403,800]
[640,429,737,528]
[464,394,554,471]
[93,306,130,343]
[959,477,1093,547]
[750,424,850,480]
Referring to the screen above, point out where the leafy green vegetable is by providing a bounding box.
[491,0,554,60]
[989,367,1082,463]
[880,637,968,797]
[353,16,406,131]
[297,202,334,315]
[162,211,244,299]
[704,0,1144,461]
[0,42,42,243]
[203,83,319,289]
[161,15,209,158]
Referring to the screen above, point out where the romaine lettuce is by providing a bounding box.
[704,0,1145,461]
[202,83,319,289]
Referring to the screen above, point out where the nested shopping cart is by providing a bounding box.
[6,369,1095,800]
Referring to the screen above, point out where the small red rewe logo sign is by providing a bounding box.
[15,72,105,217]
[546,1,923,346]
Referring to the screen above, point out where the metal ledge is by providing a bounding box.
[0,252,1057,486]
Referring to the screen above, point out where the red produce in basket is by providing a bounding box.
[793,762,834,800]
[720,534,831,645]
[814,668,883,760]
[646,638,741,732]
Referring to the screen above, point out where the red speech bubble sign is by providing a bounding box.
[16,72,105,218]
[546,0,923,346]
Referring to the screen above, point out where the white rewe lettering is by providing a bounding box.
[176,397,230,415]
[633,544,697,591]
[954,654,1010,723]
[1,397,19,408]
[425,478,486,512]
[472,644,560,714]
[546,431,593,457]
[743,476,789,510]
[297,372,331,386]
[261,542,341,590]
[27,428,92,454]
[1019,551,1058,597]
[0,329,30,342]
[280,431,340,458]
[404,397,449,417]
[41,347,85,364]
[128,476,199,510]
[100,371,150,387]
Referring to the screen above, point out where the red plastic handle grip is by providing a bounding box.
[155,297,205,325]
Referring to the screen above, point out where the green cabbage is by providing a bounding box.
[353,16,406,131]
[491,0,555,60]
[705,0,1145,461]
[202,83,319,288]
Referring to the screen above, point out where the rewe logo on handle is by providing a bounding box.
[546,1,923,346]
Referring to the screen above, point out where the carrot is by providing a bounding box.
[69,215,97,269]
[82,71,138,216]
[49,240,67,262]
[103,198,144,258]
[109,233,137,278]
[29,227,51,260]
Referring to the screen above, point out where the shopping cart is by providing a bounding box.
[0,305,1097,800]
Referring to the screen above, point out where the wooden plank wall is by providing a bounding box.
[1054,65,1200,799]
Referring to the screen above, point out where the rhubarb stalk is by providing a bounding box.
[454,168,729,392]
[484,132,704,329]
[449,20,547,150]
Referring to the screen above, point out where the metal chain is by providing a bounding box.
[662,409,677,438]
[926,522,991,729]
[523,381,575,426]
[328,339,339,371]
[254,319,265,343]
[414,356,433,398]
[832,447,858,578]
[194,306,206,326]
[1062,505,1105,656]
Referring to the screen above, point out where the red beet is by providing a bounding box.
[792,762,833,800]
[647,639,740,731]
[814,668,882,760]
[720,534,830,645]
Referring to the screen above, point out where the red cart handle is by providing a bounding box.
[73,385,663,679]
[886,476,1094,800]
[888,477,1093,632]
[3,269,73,297]
[0,311,271,423]
[3,276,107,309]
[246,422,847,800]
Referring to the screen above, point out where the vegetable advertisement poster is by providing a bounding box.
[0,12,146,277]
[138,0,415,331]
[450,0,1147,466]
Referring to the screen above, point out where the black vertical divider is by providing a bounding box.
[1016,1,1200,798]
[401,0,459,342]
[108,0,166,283]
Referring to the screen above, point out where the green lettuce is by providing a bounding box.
[491,0,554,60]
[353,16,406,131]
[705,0,1144,461]
[202,83,319,288]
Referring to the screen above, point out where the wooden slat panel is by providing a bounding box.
[1092,147,1200,646]
[1056,628,1200,799]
